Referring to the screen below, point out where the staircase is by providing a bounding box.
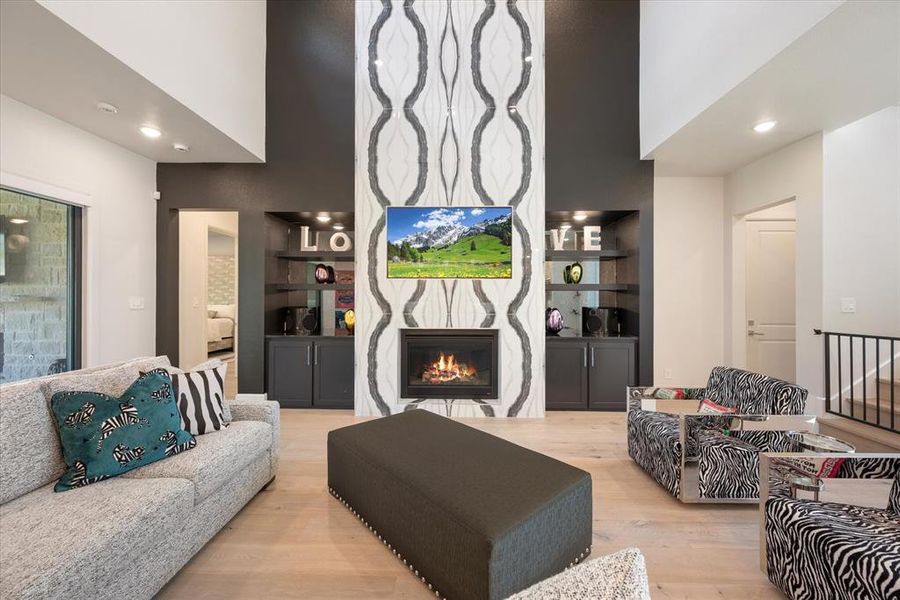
[819,332,900,452]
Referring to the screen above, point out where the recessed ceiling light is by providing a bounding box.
[315,214,332,223]
[96,101,118,114]
[753,120,777,133]
[573,213,588,222]
[140,125,162,138]
[333,223,345,231]
[173,143,190,153]
[9,218,28,225]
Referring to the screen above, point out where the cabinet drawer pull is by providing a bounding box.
[307,345,311,366]
[591,347,595,368]
[314,345,319,365]
[583,347,587,368]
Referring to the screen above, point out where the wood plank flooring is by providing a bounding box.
[158,410,786,599]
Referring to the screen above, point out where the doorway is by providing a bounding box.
[745,202,797,383]
[178,211,238,397]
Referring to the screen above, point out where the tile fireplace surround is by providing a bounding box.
[354,0,546,418]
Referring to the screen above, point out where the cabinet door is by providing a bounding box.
[546,341,589,410]
[588,340,636,411]
[267,338,313,408]
[314,339,354,409]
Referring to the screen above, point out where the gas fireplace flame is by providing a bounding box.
[422,353,477,384]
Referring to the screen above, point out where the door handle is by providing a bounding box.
[306,345,311,366]
[583,347,587,368]
[748,330,766,336]
[590,347,595,367]
[314,345,319,365]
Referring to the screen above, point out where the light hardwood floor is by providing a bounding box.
[158,410,786,599]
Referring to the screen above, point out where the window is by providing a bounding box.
[0,187,82,383]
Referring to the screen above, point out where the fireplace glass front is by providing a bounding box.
[400,329,499,399]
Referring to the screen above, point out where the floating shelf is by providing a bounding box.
[545,250,627,261]
[275,251,355,261]
[271,283,355,292]
[545,283,637,292]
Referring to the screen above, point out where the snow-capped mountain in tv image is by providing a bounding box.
[395,213,511,250]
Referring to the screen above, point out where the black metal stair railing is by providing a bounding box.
[817,330,899,434]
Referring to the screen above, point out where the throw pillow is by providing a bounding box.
[50,369,196,492]
[697,399,737,415]
[145,361,230,434]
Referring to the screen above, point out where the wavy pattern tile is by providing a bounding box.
[355,0,545,418]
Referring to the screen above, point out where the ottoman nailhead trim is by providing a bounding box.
[328,487,443,599]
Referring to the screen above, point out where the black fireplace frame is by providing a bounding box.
[399,329,500,400]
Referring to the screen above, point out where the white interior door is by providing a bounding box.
[747,220,796,382]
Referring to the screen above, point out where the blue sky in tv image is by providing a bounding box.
[386,206,512,244]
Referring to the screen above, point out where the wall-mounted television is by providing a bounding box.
[386,206,512,279]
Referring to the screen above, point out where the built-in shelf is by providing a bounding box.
[545,249,627,261]
[276,251,355,261]
[545,283,637,292]
[270,283,355,292]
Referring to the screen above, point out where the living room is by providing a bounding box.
[0,1,898,599]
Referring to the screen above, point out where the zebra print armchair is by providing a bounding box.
[760,453,900,600]
[627,367,810,502]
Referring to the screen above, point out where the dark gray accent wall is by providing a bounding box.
[546,0,654,383]
[155,0,354,392]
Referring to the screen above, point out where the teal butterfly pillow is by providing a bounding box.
[50,369,196,492]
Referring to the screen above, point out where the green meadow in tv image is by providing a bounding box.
[386,206,512,279]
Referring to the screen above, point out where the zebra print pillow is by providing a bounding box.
[171,364,229,435]
[50,369,196,492]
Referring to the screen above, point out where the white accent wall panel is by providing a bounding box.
[354,0,545,417]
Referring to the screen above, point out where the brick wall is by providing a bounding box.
[0,189,71,382]
[208,255,235,305]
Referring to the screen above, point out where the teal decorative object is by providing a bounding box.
[50,369,196,492]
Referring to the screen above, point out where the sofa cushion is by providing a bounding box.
[0,476,193,599]
[0,357,174,504]
[121,420,272,504]
[0,379,66,504]
[50,369,196,492]
[43,356,172,400]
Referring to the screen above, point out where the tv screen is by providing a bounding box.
[386,206,512,279]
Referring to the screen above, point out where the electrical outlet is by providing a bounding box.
[663,368,673,380]
[128,296,145,310]
[840,297,856,314]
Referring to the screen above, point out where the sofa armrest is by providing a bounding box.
[227,398,280,427]
[226,398,281,473]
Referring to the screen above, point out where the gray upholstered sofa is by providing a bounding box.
[0,356,280,600]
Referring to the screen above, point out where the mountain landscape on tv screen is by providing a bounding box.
[386,207,512,278]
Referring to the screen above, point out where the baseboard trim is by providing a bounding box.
[236,393,268,402]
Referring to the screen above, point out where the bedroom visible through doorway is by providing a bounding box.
[178,211,238,398]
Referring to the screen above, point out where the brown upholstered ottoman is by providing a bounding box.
[327,410,593,600]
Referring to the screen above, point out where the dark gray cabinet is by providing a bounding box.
[546,340,590,410]
[313,338,355,408]
[266,336,353,409]
[546,338,636,411]
[588,340,636,411]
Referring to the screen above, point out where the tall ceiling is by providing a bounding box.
[0,0,261,163]
[649,1,899,176]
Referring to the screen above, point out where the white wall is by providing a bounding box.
[178,211,238,369]
[823,106,900,336]
[640,0,843,158]
[0,95,157,367]
[724,134,824,398]
[653,177,725,386]
[38,0,266,161]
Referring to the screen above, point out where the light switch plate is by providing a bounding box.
[840,297,856,313]
[128,296,145,310]
[663,368,673,380]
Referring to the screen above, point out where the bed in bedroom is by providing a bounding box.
[208,304,236,353]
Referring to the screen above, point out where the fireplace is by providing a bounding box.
[400,329,499,399]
